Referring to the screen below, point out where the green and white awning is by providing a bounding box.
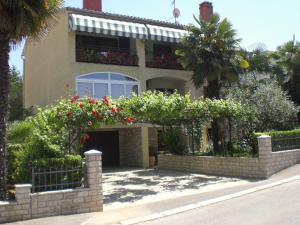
[146,24,188,43]
[69,14,148,39]
[68,14,188,43]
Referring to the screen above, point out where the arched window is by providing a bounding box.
[76,72,140,99]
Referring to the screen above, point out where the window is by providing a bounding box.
[76,72,140,99]
[76,35,130,52]
[153,44,172,57]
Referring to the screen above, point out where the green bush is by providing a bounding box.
[32,155,83,168]
[227,78,299,131]
[7,118,84,183]
[8,120,34,144]
[255,128,300,138]
[161,128,188,155]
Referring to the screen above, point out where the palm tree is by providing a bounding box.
[271,41,300,106]
[176,14,243,152]
[0,0,63,199]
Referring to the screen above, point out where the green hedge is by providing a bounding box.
[255,128,300,138]
[32,155,83,168]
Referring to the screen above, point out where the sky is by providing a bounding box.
[9,0,300,74]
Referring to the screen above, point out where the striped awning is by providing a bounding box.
[68,14,188,43]
[68,14,148,39]
[146,24,188,43]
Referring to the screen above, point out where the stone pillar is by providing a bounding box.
[257,135,272,177]
[84,150,103,211]
[15,184,32,220]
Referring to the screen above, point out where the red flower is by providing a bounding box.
[102,96,110,106]
[127,117,135,123]
[111,107,122,113]
[79,103,84,108]
[67,112,73,119]
[80,134,90,144]
[92,109,97,116]
[88,98,95,104]
[71,95,80,103]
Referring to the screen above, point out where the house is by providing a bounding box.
[23,0,213,168]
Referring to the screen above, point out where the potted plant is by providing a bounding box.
[149,146,158,168]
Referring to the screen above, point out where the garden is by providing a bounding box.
[6,83,300,195]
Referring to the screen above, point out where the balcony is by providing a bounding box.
[76,47,139,66]
[76,35,138,67]
[146,54,183,70]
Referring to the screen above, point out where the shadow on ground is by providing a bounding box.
[102,167,249,206]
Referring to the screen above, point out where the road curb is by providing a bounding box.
[119,175,300,225]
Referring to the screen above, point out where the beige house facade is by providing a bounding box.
[23,3,204,168]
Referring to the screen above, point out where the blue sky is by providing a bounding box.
[9,0,300,73]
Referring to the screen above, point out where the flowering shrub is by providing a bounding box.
[35,95,134,153]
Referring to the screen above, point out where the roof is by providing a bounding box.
[65,7,186,30]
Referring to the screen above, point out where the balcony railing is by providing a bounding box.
[146,54,183,70]
[76,47,139,67]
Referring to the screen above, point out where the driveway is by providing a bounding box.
[102,168,250,209]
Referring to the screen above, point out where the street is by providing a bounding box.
[138,179,300,225]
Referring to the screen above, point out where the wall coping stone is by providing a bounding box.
[15,184,32,189]
[84,149,102,156]
[30,187,89,196]
[161,153,258,160]
[272,149,300,153]
[257,135,271,139]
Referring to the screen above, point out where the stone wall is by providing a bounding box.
[158,135,300,178]
[258,135,300,177]
[158,155,262,178]
[0,185,31,223]
[119,128,144,167]
[0,150,103,223]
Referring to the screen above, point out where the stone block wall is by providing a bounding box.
[0,150,103,223]
[0,185,31,223]
[158,155,261,178]
[119,128,143,167]
[158,135,300,179]
[258,135,300,177]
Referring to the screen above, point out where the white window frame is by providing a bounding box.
[76,72,141,99]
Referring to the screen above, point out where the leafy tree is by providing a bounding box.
[0,0,63,199]
[176,13,245,152]
[8,66,23,121]
[227,77,299,132]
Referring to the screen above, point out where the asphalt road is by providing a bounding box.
[138,179,300,225]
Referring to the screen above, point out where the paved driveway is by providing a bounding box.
[103,168,250,209]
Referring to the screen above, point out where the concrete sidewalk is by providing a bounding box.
[8,164,300,225]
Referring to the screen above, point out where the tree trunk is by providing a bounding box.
[207,79,221,153]
[0,34,10,200]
